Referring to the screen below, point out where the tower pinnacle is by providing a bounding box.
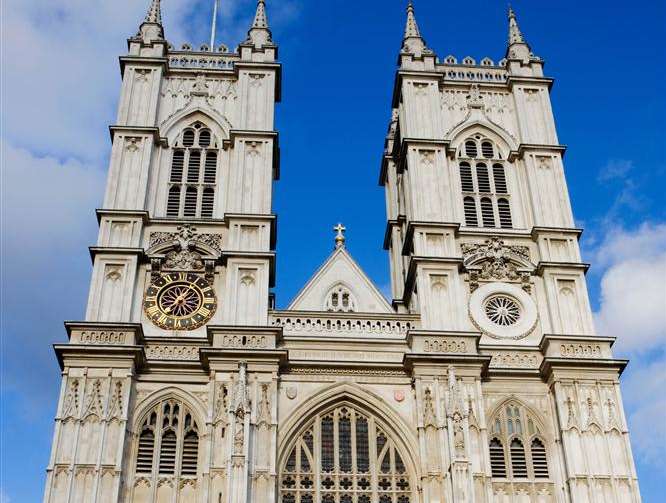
[402,1,428,56]
[144,0,162,25]
[505,6,531,61]
[247,0,272,47]
[140,0,164,40]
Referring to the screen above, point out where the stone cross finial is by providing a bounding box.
[334,223,346,249]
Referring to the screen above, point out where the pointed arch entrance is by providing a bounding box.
[278,394,415,503]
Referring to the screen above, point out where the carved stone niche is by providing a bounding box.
[461,236,535,293]
[146,224,222,280]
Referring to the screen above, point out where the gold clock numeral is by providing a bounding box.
[146,305,160,316]
[198,307,211,318]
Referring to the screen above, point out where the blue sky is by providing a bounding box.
[1,0,665,501]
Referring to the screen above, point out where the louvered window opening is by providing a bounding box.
[134,399,200,480]
[458,137,513,229]
[166,123,218,218]
[280,405,412,503]
[488,403,549,481]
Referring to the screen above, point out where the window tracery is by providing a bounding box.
[458,136,513,229]
[488,402,549,480]
[134,398,200,480]
[280,405,412,503]
[325,285,356,313]
[166,122,219,219]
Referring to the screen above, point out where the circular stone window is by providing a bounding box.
[484,295,521,326]
[469,282,537,339]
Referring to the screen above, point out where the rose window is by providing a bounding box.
[484,295,520,326]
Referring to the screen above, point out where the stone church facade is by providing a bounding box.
[43,1,641,502]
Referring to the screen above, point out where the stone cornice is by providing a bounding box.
[506,75,554,91]
[95,209,150,224]
[88,247,144,263]
[220,250,276,287]
[401,220,460,255]
[54,344,145,371]
[118,55,168,77]
[530,226,583,240]
[382,216,406,250]
[108,125,167,147]
[403,256,464,306]
[536,261,591,275]
[508,143,567,162]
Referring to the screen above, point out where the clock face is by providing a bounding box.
[143,272,217,330]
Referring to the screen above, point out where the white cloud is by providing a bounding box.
[591,223,666,354]
[598,159,634,182]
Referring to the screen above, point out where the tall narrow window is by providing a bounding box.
[167,186,181,217]
[458,137,514,229]
[489,438,506,478]
[510,439,528,478]
[493,163,507,193]
[464,197,478,227]
[488,401,550,482]
[184,186,198,217]
[133,399,200,482]
[480,197,495,227]
[460,163,474,192]
[498,198,512,228]
[166,122,219,218]
[531,439,549,478]
[476,164,491,192]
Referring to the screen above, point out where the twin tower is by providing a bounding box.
[44,2,641,503]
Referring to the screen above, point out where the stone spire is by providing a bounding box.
[506,6,531,61]
[402,1,428,56]
[140,0,164,40]
[247,0,272,47]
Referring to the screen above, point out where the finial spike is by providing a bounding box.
[402,0,427,55]
[246,0,272,47]
[507,5,525,45]
[144,0,162,25]
[334,223,346,249]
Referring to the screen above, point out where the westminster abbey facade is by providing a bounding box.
[43,1,641,502]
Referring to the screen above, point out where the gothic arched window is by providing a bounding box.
[458,136,513,229]
[325,284,356,313]
[133,399,200,481]
[279,404,412,503]
[166,122,219,218]
[488,402,549,481]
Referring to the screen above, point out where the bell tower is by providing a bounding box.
[44,1,282,502]
[380,3,640,502]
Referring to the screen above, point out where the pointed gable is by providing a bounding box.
[288,248,393,313]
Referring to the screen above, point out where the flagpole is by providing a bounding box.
[210,0,220,49]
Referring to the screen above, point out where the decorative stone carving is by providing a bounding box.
[285,386,297,400]
[79,331,127,345]
[270,314,416,337]
[423,388,437,427]
[462,237,532,292]
[564,395,578,429]
[62,379,80,418]
[422,338,468,353]
[149,225,222,255]
[256,384,271,426]
[107,381,123,419]
[214,383,228,425]
[145,345,199,360]
[488,351,540,368]
[560,344,602,358]
[82,379,104,418]
[220,334,269,349]
[163,249,204,270]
